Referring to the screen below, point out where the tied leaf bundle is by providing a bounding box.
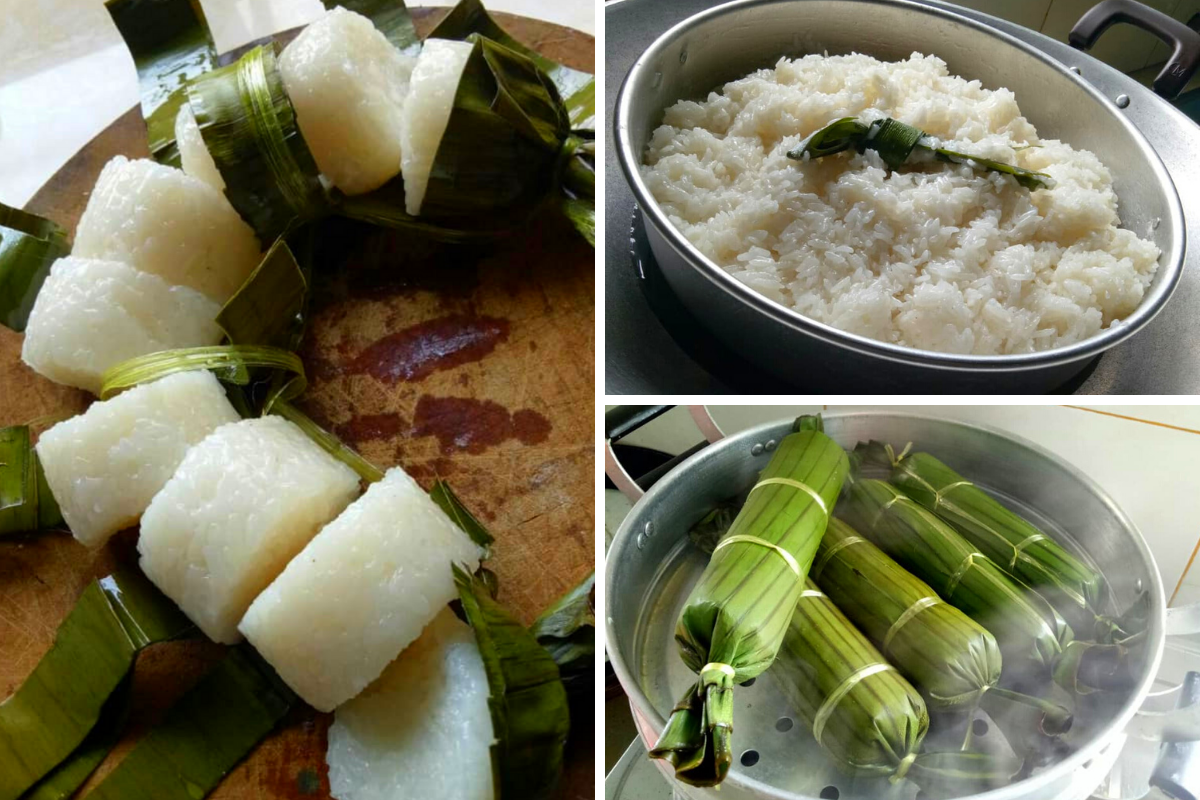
[862,443,1134,643]
[810,517,1002,712]
[839,478,1073,684]
[0,203,70,332]
[0,569,192,800]
[649,415,849,787]
[787,117,1053,191]
[186,44,328,242]
[0,425,63,536]
[454,566,570,800]
[774,583,1023,792]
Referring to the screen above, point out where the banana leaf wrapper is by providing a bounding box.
[531,570,594,710]
[186,44,328,243]
[0,425,63,537]
[839,478,1073,683]
[105,0,218,166]
[648,416,849,787]
[0,569,192,800]
[328,0,422,54]
[864,443,1125,643]
[775,583,1023,793]
[455,566,570,800]
[84,647,295,800]
[0,203,70,332]
[811,517,1002,711]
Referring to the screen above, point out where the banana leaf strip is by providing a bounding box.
[1052,639,1140,695]
[430,0,595,128]
[333,185,505,242]
[859,442,1126,643]
[84,646,295,800]
[0,570,192,800]
[531,571,594,707]
[325,0,421,55]
[98,345,306,409]
[811,518,1002,711]
[0,426,63,537]
[788,116,1053,190]
[269,399,384,483]
[838,478,1073,682]
[216,238,308,350]
[906,750,1023,796]
[454,566,570,800]
[0,204,69,332]
[431,479,495,555]
[186,44,328,242]
[649,414,849,787]
[20,678,133,800]
[105,0,218,166]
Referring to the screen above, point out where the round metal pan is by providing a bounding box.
[606,412,1167,800]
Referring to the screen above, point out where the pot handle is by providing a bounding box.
[1068,0,1200,100]
[603,405,723,502]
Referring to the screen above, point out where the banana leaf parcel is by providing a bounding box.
[648,416,849,787]
[774,582,1022,793]
[838,478,1073,685]
[860,442,1134,643]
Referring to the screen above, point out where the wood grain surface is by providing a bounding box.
[0,8,595,799]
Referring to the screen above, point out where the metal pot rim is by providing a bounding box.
[614,0,1187,374]
[605,410,1168,800]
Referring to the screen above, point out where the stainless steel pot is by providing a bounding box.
[613,0,1189,392]
[605,411,1200,800]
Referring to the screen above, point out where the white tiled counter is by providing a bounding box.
[607,404,1200,606]
[0,0,594,207]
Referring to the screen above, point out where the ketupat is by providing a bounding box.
[649,415,849,787]
[838,478,1073,683]
[860,442,1133,642]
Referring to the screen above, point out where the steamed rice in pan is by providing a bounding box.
[641,53,1161,355]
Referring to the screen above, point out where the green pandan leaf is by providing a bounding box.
[454,566,570,800]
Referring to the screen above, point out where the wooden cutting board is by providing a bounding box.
[0,8,595,799]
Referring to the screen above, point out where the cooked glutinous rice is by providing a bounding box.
[641,52,1161,354]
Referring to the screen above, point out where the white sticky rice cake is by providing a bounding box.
[72,156,261,303]
[20,257,223,394]
[239,466,484,712]
[280,7,416,196]
[138,416,360,644]
[399,38,473,215]
[326,608,495,800]
[175,104,225,191]
[35,371,240,548]
[641,52,1162,355]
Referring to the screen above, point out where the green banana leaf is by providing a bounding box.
[531,571,594,707]
[325,0,421,54]
[650,415,849,787]
[216,238,308,351]
[0,570,192,800]
[788,116,1053,190]
[454,566,570,800]
[431,0,594,128]
[0,203,69,332]
[0,426,63,537]
[84,647,295,800]
[839,478,1074,685]
[104,0,218,166]
[431,479,495,555]
[186,44,328,242]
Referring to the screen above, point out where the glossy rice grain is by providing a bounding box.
[327,609,494,800]
[72,156,261,303]
[138,416,360,644]
[240,467,483,711]
[399,38,472,215]
[280,7,415,196]
[35,371,240,548]
[20,257,223,394]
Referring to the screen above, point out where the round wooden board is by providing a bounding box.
[0,8,595,800]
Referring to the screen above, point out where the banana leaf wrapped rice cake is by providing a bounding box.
[649,416,849,786]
